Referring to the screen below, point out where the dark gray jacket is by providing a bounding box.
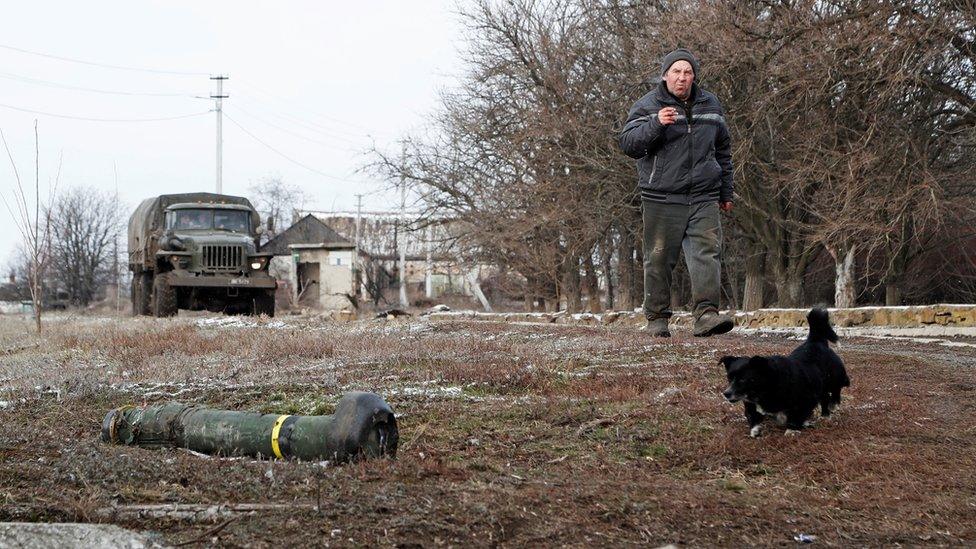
[619,81,733,204]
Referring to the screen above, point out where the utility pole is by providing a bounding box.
[398,161,408,308]
[354,193,362,298]
[424,224,433,298]
[114,162,121,314]
[210,75,229,194]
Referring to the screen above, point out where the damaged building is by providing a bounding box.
[261,211,489,311]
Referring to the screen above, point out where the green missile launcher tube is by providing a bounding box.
[101,391,397,462]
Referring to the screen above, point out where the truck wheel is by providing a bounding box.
[131,272,152,316]
[253,291,275,317]
[152,274,178,317]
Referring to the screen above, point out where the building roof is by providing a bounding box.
[288,242,356,251]
[261,214,352,256]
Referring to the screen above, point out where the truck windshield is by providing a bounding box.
[172,209,249,232]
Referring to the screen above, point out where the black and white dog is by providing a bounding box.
[720,308,850,437]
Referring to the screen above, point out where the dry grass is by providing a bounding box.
[1,312,975,546]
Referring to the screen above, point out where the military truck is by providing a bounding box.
[128,193,276,317]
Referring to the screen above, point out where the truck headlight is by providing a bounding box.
[251,261,263,270]
[169,255,190,268]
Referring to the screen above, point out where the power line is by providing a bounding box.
[236,80,398,138]
[237,80,368,129]
[0,102,210,122]
[227,105,363,150]
[232,97,375,144]
[0,70,200,97]
[223,112,368,184]
[0,43,209,76]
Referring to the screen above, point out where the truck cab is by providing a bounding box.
[129,193,276,317]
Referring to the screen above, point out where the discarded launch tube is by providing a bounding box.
[101,391,398,462]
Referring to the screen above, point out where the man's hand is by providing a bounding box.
[720,201,734,212]
[657,107,678,125]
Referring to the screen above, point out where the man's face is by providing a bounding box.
[664,60,694,100]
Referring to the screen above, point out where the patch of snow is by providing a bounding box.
[848,326,976,338]
[407,322,433,333]
[655,387,683,401]
[386,383,465,399]
[859,335,976,348]
[194,316,289,330]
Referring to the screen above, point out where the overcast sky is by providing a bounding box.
[0,1,467,270]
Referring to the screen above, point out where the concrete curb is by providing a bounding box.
[427,304,976,330]
[0,522,168,548]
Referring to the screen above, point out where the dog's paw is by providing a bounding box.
[784,429,802,436]
[749,425,762,438]
[803,419,816,428]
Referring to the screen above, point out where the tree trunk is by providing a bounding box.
[633,235,644,311]
[542,273,558,312]
[524,275,538,312]
[466,269,492,312]
[561,255,582,313]
[770,244,810,308]
[742,248,765,311]
[827,242,857,308]
[884,246,908,306]
[773,266,804,308]
[616,224,635,311]
[885,284,902,306]
[601,240,615,311]
[583,253,601,313]
[30,266,43,334]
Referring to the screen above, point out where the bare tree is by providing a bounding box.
[0,122,59,332]
[248,175,310,243]
[370,0,976,311]
[48,186,125,306]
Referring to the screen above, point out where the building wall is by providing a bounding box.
[286,248,356,310]
[319,264,353,309]
[328,250,353,267]
[0,301,33,315]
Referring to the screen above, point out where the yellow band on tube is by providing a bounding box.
[271,414,291,459]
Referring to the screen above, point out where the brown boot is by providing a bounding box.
[692,310,734,337]
[640,317,671,338]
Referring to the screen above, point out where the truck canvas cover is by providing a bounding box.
[128,193,258,265]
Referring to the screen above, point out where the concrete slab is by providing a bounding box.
[0,522,168,549]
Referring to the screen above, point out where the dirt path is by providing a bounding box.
[1,315,974,547]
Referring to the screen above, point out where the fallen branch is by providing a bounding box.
[97,503,319,522]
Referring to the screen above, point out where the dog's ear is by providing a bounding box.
[718,356,739,370]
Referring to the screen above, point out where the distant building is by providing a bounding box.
[261,214,361,309]
[261,210,491,311]
[0,273,32,314]
[310,210,486,305]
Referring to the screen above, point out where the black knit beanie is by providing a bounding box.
[660,48,700,78]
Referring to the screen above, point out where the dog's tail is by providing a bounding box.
[807,308,839,343]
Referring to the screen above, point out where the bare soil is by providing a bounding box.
[1,312,975,547]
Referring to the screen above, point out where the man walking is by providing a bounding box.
[619,48,735,337]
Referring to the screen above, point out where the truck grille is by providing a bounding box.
[201,245,244,272]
